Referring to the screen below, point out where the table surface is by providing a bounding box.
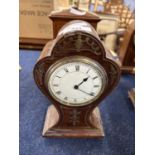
[19,50,135,155]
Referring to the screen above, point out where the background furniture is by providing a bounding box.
[87,0,135,73]
[89,0,134,28]
[19,0,54,49]
[118,21,135,72]
[97,14,119,51]
[98,20,135,73]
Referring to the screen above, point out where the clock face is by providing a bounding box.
[45,56,107,106]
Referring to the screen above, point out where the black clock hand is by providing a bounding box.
[76,76,90,88]
[77,89,95,96]
[74,86,94,96]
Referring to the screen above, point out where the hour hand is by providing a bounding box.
[77,76,90,87]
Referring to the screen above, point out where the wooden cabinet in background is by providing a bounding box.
[118,21,135,73]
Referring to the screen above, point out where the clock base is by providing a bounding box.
[42,105,105,138]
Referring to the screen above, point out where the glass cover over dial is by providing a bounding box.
[46,57,107,106]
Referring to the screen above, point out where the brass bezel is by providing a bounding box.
[45,56,108,107]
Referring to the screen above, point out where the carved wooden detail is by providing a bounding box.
[52,32,106,58]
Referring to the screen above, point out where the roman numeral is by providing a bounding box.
[94,85,99,88]
[53,84,59,87]
[75,65,80,71]
[64,68,69,72]
[56,75,61,78]
[64,97,68,100]
[92,76,98,80]
[56,91,61,95]
[90,92,95,96]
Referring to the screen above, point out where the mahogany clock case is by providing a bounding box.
[49,8,101,38]
[33,20,121,138]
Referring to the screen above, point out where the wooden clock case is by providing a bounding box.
[49,8,101,38]
[33,20,120,138]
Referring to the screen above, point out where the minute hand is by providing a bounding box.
[77,88,95,96]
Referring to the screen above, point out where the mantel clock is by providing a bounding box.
[33,20,120,138]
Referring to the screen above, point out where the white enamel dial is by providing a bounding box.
[46,57,107,106]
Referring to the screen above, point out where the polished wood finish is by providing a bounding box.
[19,38,50,50]
[33,20,120,138]
[43,105,104,138]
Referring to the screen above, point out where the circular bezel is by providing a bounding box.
[45,56,108,107]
